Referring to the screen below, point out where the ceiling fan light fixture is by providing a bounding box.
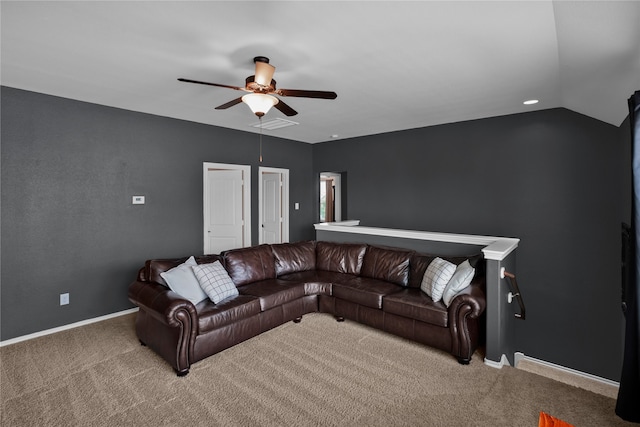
[254,60,276,87]
[242,93,279,117]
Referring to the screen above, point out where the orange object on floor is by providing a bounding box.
[539,411,575,427]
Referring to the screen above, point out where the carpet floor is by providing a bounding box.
[0,312,633,426]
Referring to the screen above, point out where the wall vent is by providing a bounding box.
[250,118,299,130]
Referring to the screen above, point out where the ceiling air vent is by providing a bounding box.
[250,118,299,130]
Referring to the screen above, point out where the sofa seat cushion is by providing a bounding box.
[196,295,261,334]
[332,277,402,309]
[383,288,448,327]
[279,270,357,295]
[237,279,306,311]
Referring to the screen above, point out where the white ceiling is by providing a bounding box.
[2,1,639,144]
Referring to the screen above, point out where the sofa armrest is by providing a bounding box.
[128,280,198,333]
[128,280,199,375]
[447,280,486,319]
[447,279,486,363]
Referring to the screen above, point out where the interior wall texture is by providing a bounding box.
[313,108,629,381]
[0,86,316,341]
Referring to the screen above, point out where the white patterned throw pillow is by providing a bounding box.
[192,261,239,304]
[160,256,208,305]
[421,257,456,303]
[442,260,476,307]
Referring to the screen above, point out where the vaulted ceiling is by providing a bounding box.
[2,1,639,143]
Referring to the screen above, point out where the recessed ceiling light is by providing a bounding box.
[523,99,539,105]
[331,134,339,138]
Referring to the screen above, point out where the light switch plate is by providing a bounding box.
[132,196,145,205]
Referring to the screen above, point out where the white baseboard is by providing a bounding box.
[513,352,619,399]
[0,307,138,347]
[484,354,511,369]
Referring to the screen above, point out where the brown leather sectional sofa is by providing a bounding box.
[128,241,486,376]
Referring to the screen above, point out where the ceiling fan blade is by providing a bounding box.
[273,99,298,116]
[277,89,337,99]
[254,61,276,87]
[178,78,245,91]
[215,97,244,110]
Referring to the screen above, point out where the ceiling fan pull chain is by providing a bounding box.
[259,116,263,163]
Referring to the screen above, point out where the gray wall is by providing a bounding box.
[313,108,628,381]
[1,86,316,340]
[2,86,631,383]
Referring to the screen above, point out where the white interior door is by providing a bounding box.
[259,167,289,244]
[203,163,251,254]
[262,172,282,244]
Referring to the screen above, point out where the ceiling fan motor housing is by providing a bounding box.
[246,75,276,93]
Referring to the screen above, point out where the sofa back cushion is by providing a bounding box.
[271,241,317,276]
[316,241,367,275]
[408,253,483,288]
[195,254,223,265]
[361,245,414,286]
[223,244,276,286]
[144,255,222,286]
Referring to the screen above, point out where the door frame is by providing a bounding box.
[259,166,289,244]
[320,172,342,222]
[203,162,251,254]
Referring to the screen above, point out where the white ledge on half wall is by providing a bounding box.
[314,221,519,261]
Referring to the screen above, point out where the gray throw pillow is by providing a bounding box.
[160,256,208,305]
[442,260,475,307]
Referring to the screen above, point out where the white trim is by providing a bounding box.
[0,307,138,347]
[258,166,290,244]
[484,354,511,369]
[314,222,519,261]
[317,220,361,227]
[486,352,619,398]
[513,352,620,388]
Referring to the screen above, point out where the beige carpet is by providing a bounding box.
[0,313,633,426]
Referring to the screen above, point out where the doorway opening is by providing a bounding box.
[320,172,342,223]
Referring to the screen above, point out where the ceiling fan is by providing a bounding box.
[178,56,337,117]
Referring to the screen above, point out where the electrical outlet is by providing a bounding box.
[60,293,69,306]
